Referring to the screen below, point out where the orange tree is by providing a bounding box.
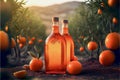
[0,0,46,67]
[69,0,119,58]
[8,6,46,58]
[0,0,24,67]
[1,0,23,29]
[9,8,46,40]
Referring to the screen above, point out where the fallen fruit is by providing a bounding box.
[29,58,43,71]
[99,50,115,66]
[13,70,27,79]
[23,64,30,70]
[67,61,82,75]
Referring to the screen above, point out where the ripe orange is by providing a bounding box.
[28,40,34,45]
[19,43,24,48]
[11,38,16,48]
[67,61,82,75]
[73,56,78,61]
[112,17,118,24]
[19,37,26,45]
[0,31,9,50]
[77,39,80,43]
[108,0,118,7]
[38,39,43,43]
[87,41,98,51]
[29,58,43,71]
[17,39,20,44]
[5,25,8,32]
[79,47,84,52]
[31,37,36,41]
[81,36,84,39]
[99,50,115,66]
[23,64,30,70]
[97,9,102,15]
[105,32,120,50]
[27,36,31,40]
[13,70,27,79]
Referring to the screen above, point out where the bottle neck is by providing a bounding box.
[52,22,59,33]
[62,24,69,34]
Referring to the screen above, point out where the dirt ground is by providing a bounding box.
[0,59,120,80]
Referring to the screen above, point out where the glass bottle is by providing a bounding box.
[44,17,66,74]
[61,20,74,64]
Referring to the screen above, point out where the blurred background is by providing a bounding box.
[0,0,119,67]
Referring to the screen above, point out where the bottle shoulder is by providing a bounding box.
[45,33,66,43]
[62,34,74,41]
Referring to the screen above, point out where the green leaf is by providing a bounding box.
[34,46,41,59]
[97,25,99,30]
[83,36,89,41]
[28,51,37,58]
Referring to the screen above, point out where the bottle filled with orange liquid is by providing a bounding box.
[44,17,66,74]
[61,20,74,64]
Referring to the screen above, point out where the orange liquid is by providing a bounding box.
[62,27,74,64]
[45,26,66,74]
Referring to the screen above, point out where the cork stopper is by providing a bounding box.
[52,17,59,22]
[62,20,68,24]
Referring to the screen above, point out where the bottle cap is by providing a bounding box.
[62,20,68,23]
[52,17,59,22]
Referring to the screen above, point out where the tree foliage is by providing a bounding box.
[0,0,46,67]
[9,8,46,40]
[69,0,119,49]
[0,0,24,28]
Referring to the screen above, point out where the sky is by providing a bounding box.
[18,0,86,7]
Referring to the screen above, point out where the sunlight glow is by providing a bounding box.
[18,0,86,7]
[4,0,7,2]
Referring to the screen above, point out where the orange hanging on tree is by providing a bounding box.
[5,25,9,32]
[105,32,120,50]
[108,0,118,7]
[67,61,82,75]
[19,36,26,45]
[79,47,84,52]
[87,41,98,51]
[112,17,118,24]
[19,43,24,48]
[28,40,34,45]
[31,37,36,41]
[0,31,9,50]
[38,39,43,43]
[97,9,102,15]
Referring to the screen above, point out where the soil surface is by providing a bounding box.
[0,60,120,80]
